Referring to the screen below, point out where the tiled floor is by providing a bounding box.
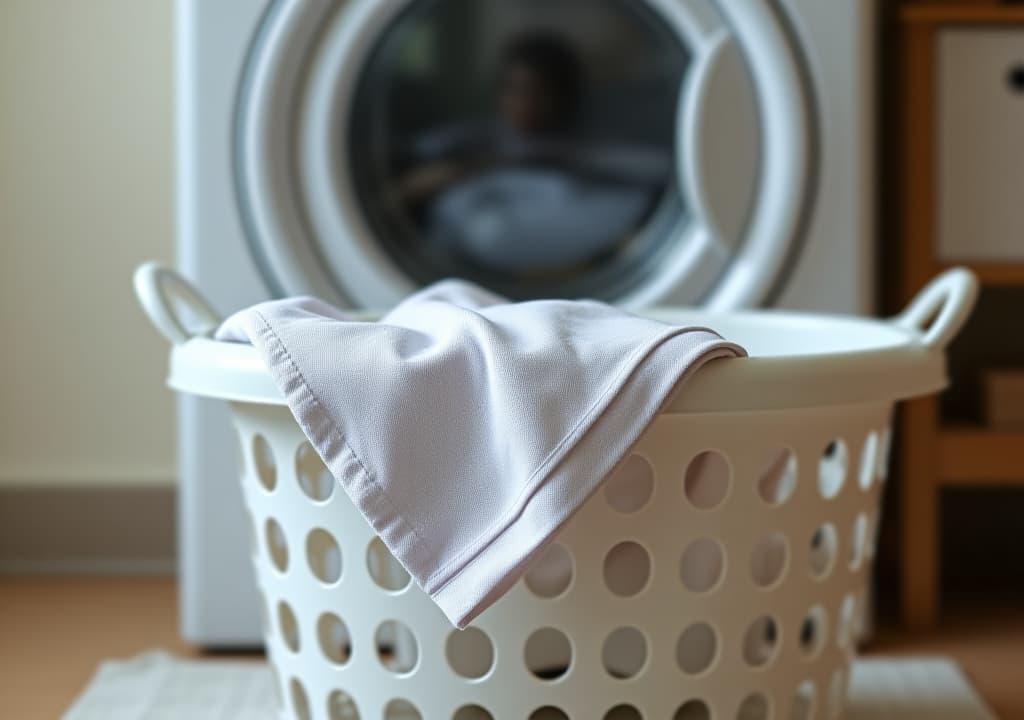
[1,577,1020,719]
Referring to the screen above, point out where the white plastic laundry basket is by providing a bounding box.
[135,265,977,720]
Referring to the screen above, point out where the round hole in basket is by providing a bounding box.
[736,692,769,720]
[758,447,798,506]
[836,593,856,649]
[446,627,495,680]
[384,699,422,720]
[818,439,848,499]
[296,441,334,502]
[858,432,878,491]
[799,605,828,659]
[790,680,816,720]
[603,541,651,597]
[604,705,642,720]
[525,627,573,681]
[290,678,311,720]
[826,669,846,718]
[674,699,711,720]
[265,518,289,573]
[808,523,838,579]
[306,528,342,584]
[750,531,789,588]
[848,513,869,570]
[453,705,494,720]
[529,708,569,720]
[252,434,277,491]
[680,537,725,594]
[854,588,869,640]
[601,626,647,679]
[366,537,412,592]
[317,612,352,665]
[676,621,717,675]
[375,620,419,674]
[684,450,731,510]
[278,600,300,652]
[524,542,573,599]
[604,454,655,513]
[864,509,880,559]
[742,615,780,668]
[878,427,893,480]
[326,689,360,720]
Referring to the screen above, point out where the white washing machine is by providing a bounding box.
[177,0,875,645]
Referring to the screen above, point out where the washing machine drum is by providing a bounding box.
[236,0,815,310]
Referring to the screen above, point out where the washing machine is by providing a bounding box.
[177,0,876,645]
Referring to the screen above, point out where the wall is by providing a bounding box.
[0,0,176,488]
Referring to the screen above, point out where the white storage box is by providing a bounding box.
[136,266,976,720]
[938,28,1024,262]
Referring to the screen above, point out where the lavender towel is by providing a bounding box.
[217,280,744,627]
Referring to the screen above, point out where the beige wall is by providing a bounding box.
[0,1,176,487]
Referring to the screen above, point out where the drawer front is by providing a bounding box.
[938,28,1024,262]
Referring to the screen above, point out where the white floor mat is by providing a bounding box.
[63,651,998,720]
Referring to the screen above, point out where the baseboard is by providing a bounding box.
[0,486,176,575]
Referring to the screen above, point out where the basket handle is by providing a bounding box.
[133,261,223,345]
[893,267,978,351]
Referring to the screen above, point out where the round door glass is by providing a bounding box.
[348,0,690,299]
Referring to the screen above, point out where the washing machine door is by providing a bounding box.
[236,0,814,309]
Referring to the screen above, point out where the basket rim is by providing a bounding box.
[166,307,947,413]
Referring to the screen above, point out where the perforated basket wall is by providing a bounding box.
[232,399,892,720]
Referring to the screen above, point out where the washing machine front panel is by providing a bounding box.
[179,0,873,649]
[236,0,814,309]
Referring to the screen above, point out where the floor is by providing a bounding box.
[2,578,1021,720]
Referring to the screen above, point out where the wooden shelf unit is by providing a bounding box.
[938,262,1024,286]
[939,427,1024,485]
[902,3,1024,24]
[896,2,1024,629]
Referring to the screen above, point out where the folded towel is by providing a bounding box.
[217,280,744,627]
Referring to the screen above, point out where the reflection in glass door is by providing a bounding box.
[347,0,691,299]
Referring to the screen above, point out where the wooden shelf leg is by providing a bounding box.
[900,396,940,629]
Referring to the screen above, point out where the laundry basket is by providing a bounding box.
[135,265,976,720]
